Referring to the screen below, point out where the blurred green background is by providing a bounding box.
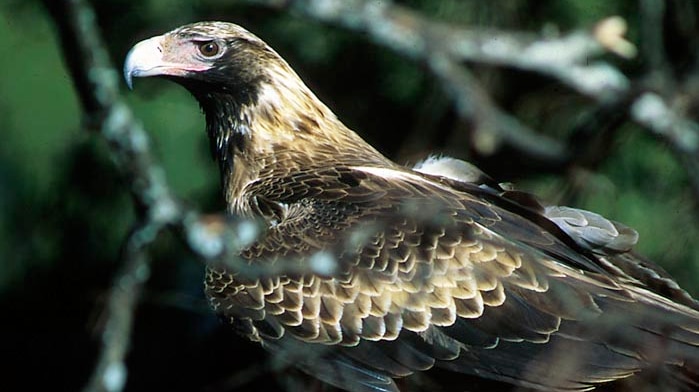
[2,0,698,391]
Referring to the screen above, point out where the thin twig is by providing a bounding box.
[426,53,567,161]
[246,0,637,161]
[630,92,699,200]
[83,223,154,392]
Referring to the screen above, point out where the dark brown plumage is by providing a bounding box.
[124,21,699,391]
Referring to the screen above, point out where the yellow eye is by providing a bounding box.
[198,41,220,57]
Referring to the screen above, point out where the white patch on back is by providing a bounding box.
[352,165,455,193]
[413,156,485,184]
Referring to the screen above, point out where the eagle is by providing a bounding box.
[124,21,699,391]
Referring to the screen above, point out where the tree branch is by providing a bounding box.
[41,1,253,391]
[246,0,638,161]
[83,223,153,392]
[631,92,699,201]
[42,0,180,220]
[248,0,699,209]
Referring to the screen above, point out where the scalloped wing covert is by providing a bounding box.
[205,164,699,391]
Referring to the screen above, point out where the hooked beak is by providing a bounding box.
[123,35,210,89]
[123,36,166,90]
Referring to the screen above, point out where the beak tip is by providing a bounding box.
[124,71,134,90]
[123,50,136,90]
[123,35,163,91]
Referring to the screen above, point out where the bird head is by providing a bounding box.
[123,21,386,199]
[124,21,284,107]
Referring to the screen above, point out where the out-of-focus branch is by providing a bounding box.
[631,92,699,200]
[41,1,251,391]
[42,2,179,390]
[43,0,180,221]
[426,53,567,161]
[249,0,699,208]
[251,0,634,98]
[83,224,153,392]
[633,0,699,206]
[248,0,637,162]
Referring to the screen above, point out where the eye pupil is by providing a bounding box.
[199,41,219,57]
